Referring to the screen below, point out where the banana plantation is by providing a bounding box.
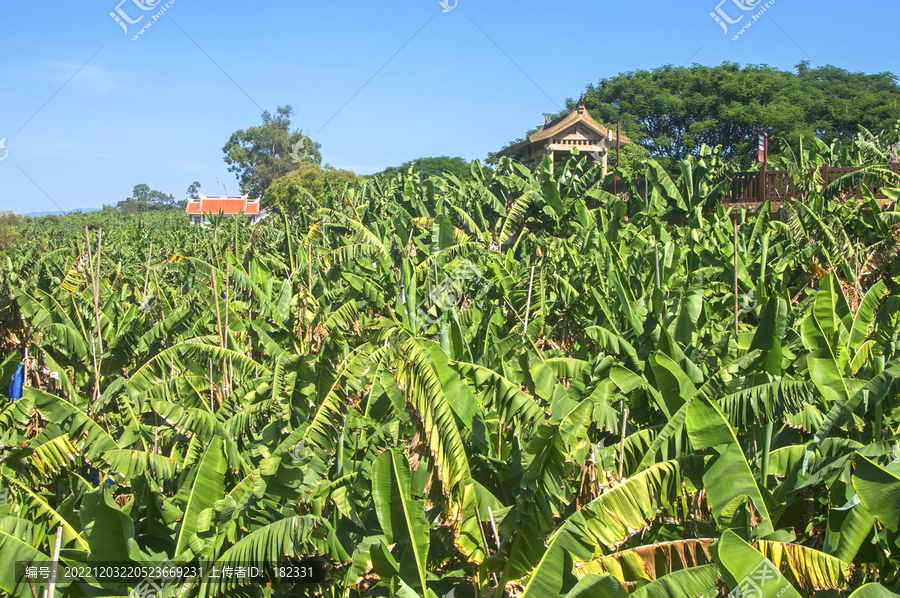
[2,130,900,598]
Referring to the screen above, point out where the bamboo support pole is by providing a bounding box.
[855,237,860,310]
[618,400,629,478]
[209,359,214,412]
[84,228,103,405]
[23,346,29,389]
[152,268,165,319]
[523,266,535,344]
[473,510,499,587]
[654,240,661,288]
[487,506,501,548]
[761,421,773,487]
[307,243,313,294]
[225,262,229,346]
[142,243,153,298]
[94,230,103,355]
[48,526,62,598]
[212,270,224,349]
[225,263,230,397]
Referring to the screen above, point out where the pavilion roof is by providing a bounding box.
[496,100,631,159]
[185,194,261,215]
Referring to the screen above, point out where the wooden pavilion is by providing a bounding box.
[496,99,630,175]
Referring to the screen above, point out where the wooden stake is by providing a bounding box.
[734,219,739,335]
[616,122,621,169]
[22,563,38,598]
[473,509,499,587]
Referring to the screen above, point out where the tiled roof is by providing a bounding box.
[496,100,631,159]
[185,195,261,215]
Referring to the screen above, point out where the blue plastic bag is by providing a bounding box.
[6,364,24,400]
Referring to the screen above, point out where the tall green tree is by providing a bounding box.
[222,105,322,199]
[0,210,21,253]
[186,181,201,199]
[265,162,359,214]
[506,62,900,167]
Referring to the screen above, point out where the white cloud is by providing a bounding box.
[29,61,140,96]
[35,142,71,157]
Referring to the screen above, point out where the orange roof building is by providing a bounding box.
[185,194,267,225]
[496,99,630,175]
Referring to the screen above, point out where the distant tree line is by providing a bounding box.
[116,184,184,214]
[372,156,485,180]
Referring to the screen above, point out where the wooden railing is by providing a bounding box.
[604,163,899,203]
[607,178,646,197]
[728,164,900,203]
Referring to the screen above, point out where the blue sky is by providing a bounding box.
[0,0,897,213]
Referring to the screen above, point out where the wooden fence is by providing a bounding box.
[728,163,900,202]
[604,163,899,203]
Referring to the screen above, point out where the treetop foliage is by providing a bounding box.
[222,105,322,199]
[116,183,182,214]
[504,62,900,168]
[373,156,483,181]
[0,210,21,253]
[265,161,360,214]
